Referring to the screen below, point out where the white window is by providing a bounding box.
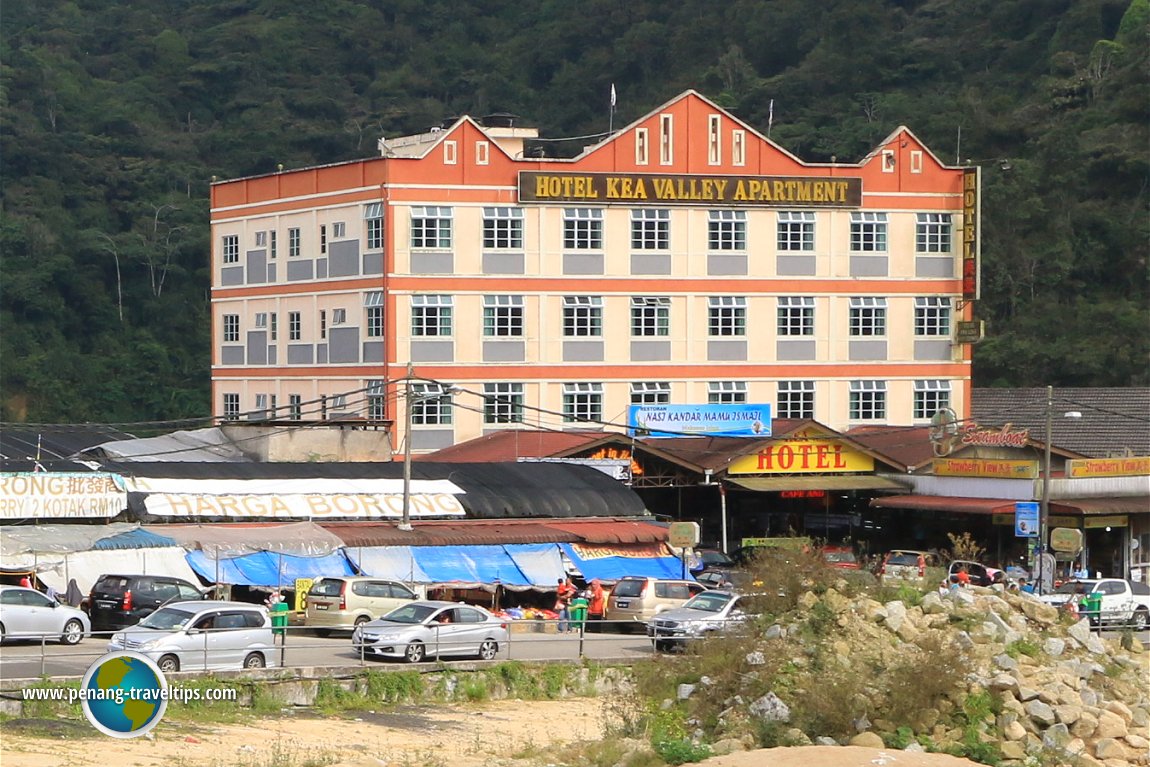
[411,206,452,249]
[222,314,240,343]
[482,207,524,249]
[483,295,524,337]
[850,380,887,420]
[777,211,816,251]
[777,381,815,419]
[914,380,951,420]
[333,222,346,239]
[222,393,240,420]
[777,297,815,336]
[910,151,923,173]
[850,212,888,252]
[849,297,887,336]
[476,141,489,165]
[364,291,384,307]
[270,313,278,341]
[732,130,746,166]
[288,311,301,341]
[630,381,670,405]
[222,235,239,264]
[916,213,953,253]
[443,140,457,164]
[410,382,452,425]
[255,393,269,415]
[483,382,524,424]
[364,291,384,337]
[562,382,603,423]
[254,313,268,329]
[332,308,346,325]
[915,297,952,336]
[631,209,669,250]
[708,296,746,337]
[255,231,267,247]
[562,208,603,250]
[882,149,896,173]
[708,210,746,251]
[635,128,649,165]
[269,230,277,259]
[708,114,721,165]
[288,393,302,420]
[320,224,327,255]
[631,296,670,337]
[364,203,384,250]
[288,227,301,257]
[367,380,387,420]
[411,295,453,337]
[659,114,673,165]
[708,381,747,404]
[562,296,602,337]
[319,309,327,339]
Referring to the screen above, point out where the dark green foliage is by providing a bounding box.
[2,0,1146,422]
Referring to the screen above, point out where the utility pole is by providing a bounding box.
[399,362,414,532]
[1038,385,1053,594]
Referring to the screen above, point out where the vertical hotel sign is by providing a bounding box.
[963,166,981,301]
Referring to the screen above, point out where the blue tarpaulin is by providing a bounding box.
[411,545,532,587]
[92,528,179,550]
[559,543,690,582]
[186,550,354,587]
[344,546,432,584]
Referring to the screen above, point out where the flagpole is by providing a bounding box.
[609,83,617,134]
[767,99,774,139]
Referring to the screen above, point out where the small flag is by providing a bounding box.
[610,84,617,108]
[768,99,774,129]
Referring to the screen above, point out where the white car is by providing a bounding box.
[647,590,752,652]
[0,585,90,644]
[352,601,508,663]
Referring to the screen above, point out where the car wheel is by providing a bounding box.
[60,619,84,645]
[477,639,498,661]
[354,616,370,628]
[1133,608,1149,632]
[158,654,180,673]
[404,641,425,663]
[243,652,266,669]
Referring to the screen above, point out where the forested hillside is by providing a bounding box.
[2,0,1147,423]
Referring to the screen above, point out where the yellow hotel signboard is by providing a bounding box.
[933,458,1039,479]
[1066,456,1150,478]
[729,440,873,475]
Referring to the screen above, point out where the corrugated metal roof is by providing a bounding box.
[545,519,668,544]
[416,429,606,462]
[323,517,665,547]
[1051,497,1150,516]
[845,425,937,471]
[0,426,135,472]
[973,388,1150,459]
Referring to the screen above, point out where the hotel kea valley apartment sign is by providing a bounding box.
[629,404,771,438]
[519,172,862,207]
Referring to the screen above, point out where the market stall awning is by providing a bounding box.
[1050,497,1150,516]
[728,476,909,492]
[545,520,668,544]
[411,545,532,588]
[33,548,201,597]
[868,495,1018,514]
[186,550,354,588]
[559,542,689,582]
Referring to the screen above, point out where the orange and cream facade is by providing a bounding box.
[210,90,977,451]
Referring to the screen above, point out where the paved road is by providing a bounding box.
[0,627,656,681]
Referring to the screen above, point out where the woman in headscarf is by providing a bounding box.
[586,579,606,632]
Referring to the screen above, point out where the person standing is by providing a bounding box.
[586,579,606,632]
[955,566,971,587]
[554,577,576,633]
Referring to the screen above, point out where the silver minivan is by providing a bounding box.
[107,600,276,673]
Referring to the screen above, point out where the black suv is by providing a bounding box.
[85,574,205,633]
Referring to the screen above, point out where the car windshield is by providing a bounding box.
[379,604,439,624]
[611,580,645,598]
[824,550,857,564]
[137,607,194,630]
[681,593,734,613]
[700,551,735,567]
[1055,581,1094,594]
[308,579,344,597]
[887,553,922,566]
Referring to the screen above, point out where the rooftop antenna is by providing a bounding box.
[609,84,617,134]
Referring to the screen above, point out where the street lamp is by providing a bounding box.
[1037,386,1082,594]
[398,364,459,532]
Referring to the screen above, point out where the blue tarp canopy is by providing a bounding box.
[412,545,532,588]
[346,544,565,591]
[560,543,690,582]
[92,528,179,550]
[186,550,354,588]
[344,546,432,584]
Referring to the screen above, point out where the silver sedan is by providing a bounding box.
[352,600,508,663]
[0,586,91,644]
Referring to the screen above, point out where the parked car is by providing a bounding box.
[85,574,207,634]
[305,576,419,634]
[821,546,861,570]
[1039,578,1150,630]
[107,600,276,673]
[606,577,707,631]
[877,550,935,584]
[352,601,508,663]
[688,548,737,572]
[0,585,90,644]
[947,560,1002,587]
[646,590,753,652]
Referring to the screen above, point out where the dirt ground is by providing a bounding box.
[0,697,982,767]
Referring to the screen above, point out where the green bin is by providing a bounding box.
[569,596,589,631]
[271,600,290,636]
[1079,593,1102,626]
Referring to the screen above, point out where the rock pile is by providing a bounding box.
[679,584,1149,766]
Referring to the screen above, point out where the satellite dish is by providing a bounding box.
[929,407,960,457]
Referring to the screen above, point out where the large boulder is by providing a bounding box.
[1018,598,1060,625]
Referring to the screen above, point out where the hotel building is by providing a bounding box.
[210,90,978,451]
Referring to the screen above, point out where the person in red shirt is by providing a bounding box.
[586,579,606,632]
[956,566,971,587]
[554,577,577,633]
